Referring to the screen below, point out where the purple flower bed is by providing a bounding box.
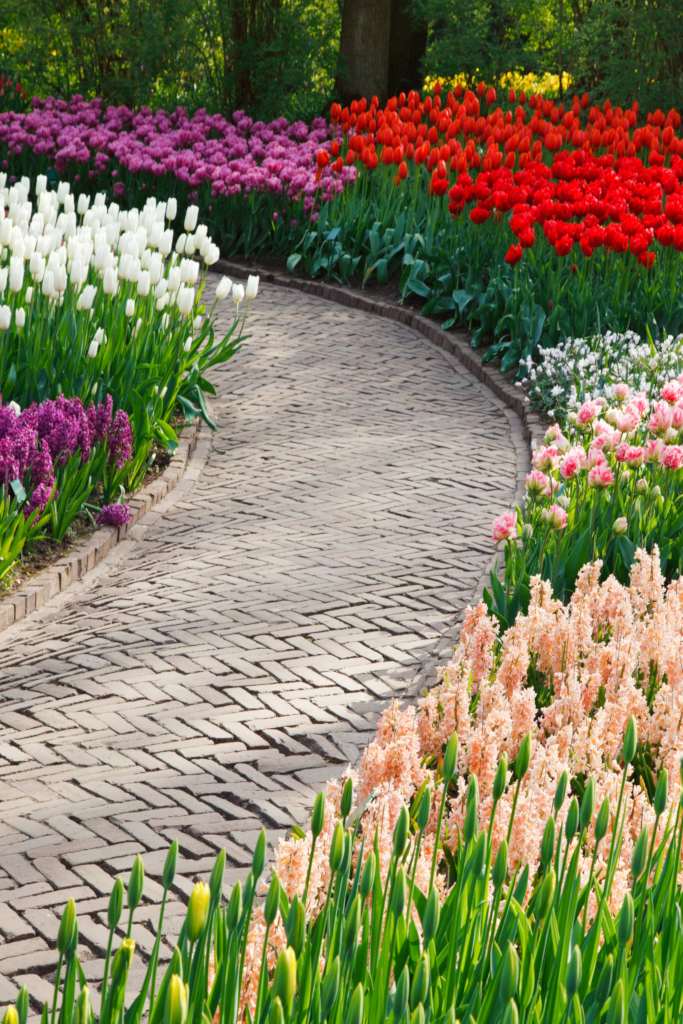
[0,395,132,570]
[0,97,356,231]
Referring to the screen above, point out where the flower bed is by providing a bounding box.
[0,173,255,579]
[0,97,354,256]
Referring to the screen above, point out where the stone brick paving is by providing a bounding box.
[0,277,526,1003]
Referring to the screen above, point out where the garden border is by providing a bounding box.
[216,259,547,450]
[0,418,202,634]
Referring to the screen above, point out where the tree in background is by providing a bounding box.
[2,0,683,115]
[336,0,427,102]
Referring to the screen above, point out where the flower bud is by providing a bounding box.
[162,841,178,889]
[415,784,431,830]
[443,733,458,781]
[252,829,267,879]
[493,754,508,802]
[264,873,281,926]
[285,896,305,956]
[553,770,569,813]
[273,947,297,1016]
[311,792,325,838]
[210,849,226,903]
[392,805,409,857]
[502,1000,519,1024]
[612,516,628,535]
[515,733,532,779]
[2,1007,19,1024]
[329,822,344,872]
[0,306,10,330]
[127,854,144,912]
[226,881,242,928]
[57,899,78,957]
[567,945,582,999]
[360,851,375,899]
[232,283,245,306]
[564,797,579,842]
[164,974,188,1024]
[594,798,610,844]
[76,986,90,1024]
[340,776,353,819]
[410,953,430,1009]
[540,817,555,870]
[421,887,440,946]
[186,881,210,942]
[108,877,124,930]
[499,942,519,1002]
[617,893,634,945]
[654,768,668,816]
[622,716,637,765]
[15,308,25,329]
[534,868,556,919]
[393,966,410,1020]
[492,838,508,888]
[391,868,406,918]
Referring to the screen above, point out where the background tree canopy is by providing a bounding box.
[1,0,682,117]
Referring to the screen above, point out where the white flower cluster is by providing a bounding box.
[520,329,683,421]
[0,174,257,338]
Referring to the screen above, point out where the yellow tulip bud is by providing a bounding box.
[186,881,210,942]
[164,975,188,1024]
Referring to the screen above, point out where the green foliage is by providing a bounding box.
[0,0,340,119]
[3,729,682,1024]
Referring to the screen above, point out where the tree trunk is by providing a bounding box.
[387,0,427,96]
[336,0,392,102]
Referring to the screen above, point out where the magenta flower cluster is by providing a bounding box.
[0,96,356,208]
[0,395,133,516]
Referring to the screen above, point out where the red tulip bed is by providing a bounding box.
[290,83,683,373]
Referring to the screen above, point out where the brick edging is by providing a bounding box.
[216,259,548,450]
[0,419,202,633]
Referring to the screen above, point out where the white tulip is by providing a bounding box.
[215,275,232,300]
[15,308,25,328]
[156,293,170,311]
[125,299,135,318]
[77,284,97,311]
[204,243,220,266]
[167,266,181,293]
[137,270,151,296]
[77,194,91,215]
[0,305,10,329]
[245,274,259,300]
[103,268,118,295]
[30,252,46,283]
[232,283,245,306]
[25,286,33,304]
[41,270,56,298]
[87,339,100,358]
[166,197,177,221]
[0,268,7,292]
[9,256,24,292]
[184,205,199,232]
[183,336,193,352]
[175,232,187,255]
[53,265,67,293]
[36,174,47,195]
[8,400,21,415]
[180,258,199,285]
[159,228,173,256]
[177,286,195,316]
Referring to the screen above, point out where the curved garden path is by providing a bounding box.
[0,278,525,1003]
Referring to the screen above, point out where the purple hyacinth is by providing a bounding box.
[108,409,133,468]
[96,502,132,527]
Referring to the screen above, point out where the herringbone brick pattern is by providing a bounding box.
[0,278,525,1003]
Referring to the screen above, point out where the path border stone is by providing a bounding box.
[0,419,201,634]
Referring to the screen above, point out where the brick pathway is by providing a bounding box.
[0,278,525,1003]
